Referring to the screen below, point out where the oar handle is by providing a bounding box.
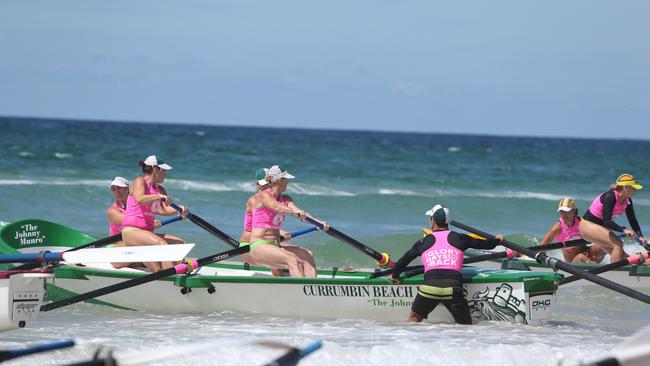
[302,217,393,268]
[263,340,323,366]
[281,226,317,241]
[633,234,650,251]
[450,220,650,305]
[0,339,75,361]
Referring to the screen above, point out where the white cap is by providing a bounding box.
[425,204,451,225]
[267,165,295,183]
[110,176,129,188]
[143,155,172,170]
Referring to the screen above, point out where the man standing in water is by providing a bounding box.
[389,204,503,324]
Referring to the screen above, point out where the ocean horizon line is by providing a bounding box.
[2,114,648,143]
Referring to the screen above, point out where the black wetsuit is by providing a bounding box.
[392,230,502,324]
[583,190,643,237]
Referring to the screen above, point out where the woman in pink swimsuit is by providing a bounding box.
[539,197,605,263]
[120,155,189,272]
[249,165,326,278]
[107,176,129,237]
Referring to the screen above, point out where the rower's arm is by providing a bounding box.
[107,206,124,225]
[132,178,164,205]
[539,222,562,245]
[625,200,643,237]
[392,237,431,277]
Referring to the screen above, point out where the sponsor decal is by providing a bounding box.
[302,285,414,308]
[528,293,554,321]
[12,224,45,246]
[468,283,527,324]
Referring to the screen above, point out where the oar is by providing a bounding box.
[169,202,239,248]
[632,234,650,251]
[302,217,393,268]
[263,340,323,366]
[369,236,599,278]
[451,220,650,305]
[12,216,183,271]
[281,226,317,241]
[560,252,650,285]
[583,324,650,366]
[0,244,195,264]
[40,245,250,312]
[0,339,75,362]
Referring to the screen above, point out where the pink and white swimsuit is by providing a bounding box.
[121,179,162,232]
[109,201,126,235]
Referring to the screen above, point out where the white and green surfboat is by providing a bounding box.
[0,219,561,325]
[465,248,650,291]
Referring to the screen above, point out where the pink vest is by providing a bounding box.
[588,190,629,220]
[243,210,253,232]
[251,190,286,230]
[421,230,464,272]
[554,217,581,242]
[120,179,162,232]
[109,201,126,235]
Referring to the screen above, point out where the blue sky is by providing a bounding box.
[1,1,649,139]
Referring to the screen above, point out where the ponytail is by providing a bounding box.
[138,160,153,174]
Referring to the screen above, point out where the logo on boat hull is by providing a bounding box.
[468,283,527,324]
[12,224,45,246]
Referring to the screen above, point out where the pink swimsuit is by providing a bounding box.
[554,217,581,242]
[421,230,464,272]
[588,190,629,220]
[251,189,286,230]
[121,179,162,232]
[109,201,126,235]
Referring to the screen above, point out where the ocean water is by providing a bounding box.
[1,117,650,365]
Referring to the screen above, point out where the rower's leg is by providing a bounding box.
[250,244,305,277]
[444,289,472,325]
[571,253,589,263]
[579,220,627,262]
[122,229,167,272]
[281,244,317,278]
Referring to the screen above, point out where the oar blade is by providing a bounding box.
[62,244,195,263]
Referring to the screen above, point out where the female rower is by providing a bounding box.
[390,204,504,324]
[248,165,325,278]
[539,198,605,263]
[107,177,129,237]
[580,174,648,262]
[119,155,189,272]
[240,168,283,276]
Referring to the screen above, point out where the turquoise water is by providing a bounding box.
[1,116,649,365]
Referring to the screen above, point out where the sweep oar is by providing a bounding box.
[0,339,75,362]
[302,217,393,268]
[632,234,650,251]
[560,252,650,285]
[450,220,650,305]
[169,202,239,248]
[263,340,323,366]
[369,235,600,278]
[12,216,183,271]
[40,245,249,312]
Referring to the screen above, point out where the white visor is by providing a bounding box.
[110,176,129,188]
[144,155,172,170]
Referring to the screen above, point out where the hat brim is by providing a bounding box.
[110,183,128,188]
[557,207,574,212]
[424,210,434,216]
[631,183,643,190]
[257,179,269,185]
[157,163,172,170]
[278,172,295,180]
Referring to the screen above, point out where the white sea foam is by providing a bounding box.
[448,146,461,152]
[378,188,419,196]
[54,152,72,159]
[18,151,33,157]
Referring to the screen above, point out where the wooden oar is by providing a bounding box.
[40,245,250,312]
[0,339,75,362]
[0,244,194,264]
[12,216,183,271]
[263,340,323,366]
[169,202,239,248]
[302,217,393,268]
[451,220,650,305]
[560,252,650,285]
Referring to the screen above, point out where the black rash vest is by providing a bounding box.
[392,230,502,287]
[583,190,643,237]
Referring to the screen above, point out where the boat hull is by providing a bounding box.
[47,264,559,325]
[0,271,52,331]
